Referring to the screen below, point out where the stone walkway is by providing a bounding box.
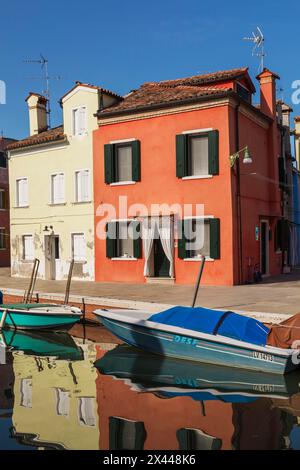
[1,268,300,319]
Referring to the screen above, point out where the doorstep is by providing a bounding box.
[146,277,175,285]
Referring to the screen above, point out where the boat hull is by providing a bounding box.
[0,305,82,330]
[100,316,296,375]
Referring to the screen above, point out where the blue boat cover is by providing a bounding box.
[149,306,269,346]
[160,391,258,404]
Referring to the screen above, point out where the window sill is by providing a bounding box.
[111,257,138,261]
[109,181,136,186]
[48,202,67,206]
[183,257,214,262]
[22,259,35,263]
[0,209,7,211]
[13,205,29,209]
[182,175,213,181]
[72,200,92,205]
[0,248,6,251]
[73,260,87,264]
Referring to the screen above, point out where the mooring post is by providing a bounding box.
[82,298,86,324]
[191,256,206,308]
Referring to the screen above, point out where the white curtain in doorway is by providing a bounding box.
[158,217,174,277]
[142,219,156,276]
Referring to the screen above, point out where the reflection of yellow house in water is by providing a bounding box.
[11,339,99,450]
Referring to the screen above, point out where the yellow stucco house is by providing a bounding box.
[7,84,121,280]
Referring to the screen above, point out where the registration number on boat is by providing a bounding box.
[253,351,274,362]
[174,335,197,346]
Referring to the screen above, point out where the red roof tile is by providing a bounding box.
[98,67,253,117]
[7,125,65,151]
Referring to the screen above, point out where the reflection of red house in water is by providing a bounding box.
[95,347,234,450]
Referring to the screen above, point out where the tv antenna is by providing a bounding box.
[243,27,265,73]
[24,54,62,128]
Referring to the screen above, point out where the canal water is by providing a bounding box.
[1,324,300,450]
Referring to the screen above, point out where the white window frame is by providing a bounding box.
[72,106,87,136]
[50,172,65,205]
[74,169,91,203]
[16,177,28,208]
[181,128,214,180]
[0,227,6,250]
[183,216,215,262]
[78,397,96,427]
[22,234,34,261]
[110,218,137,261]
[71,232,86,262]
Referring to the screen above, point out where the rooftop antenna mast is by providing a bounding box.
[24,54,52,128]
[243,27,265,73]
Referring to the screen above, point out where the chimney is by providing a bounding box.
[256,68,280,118]
[25,92,48,136]
[281,102,293,128]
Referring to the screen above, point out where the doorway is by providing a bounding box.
[154,237,170,277]
[260,220,269,275]
[45,235,59,280]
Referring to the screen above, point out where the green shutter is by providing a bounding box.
[106,222,116,258]
[134,422,147,450]
[104,144,114,184]
[177,429,190,450]
[210,218,220,259]
[132,140,141,182]
[178,219,187,259]
[132,221,142,258]
[208,130,219,175]
[176,134,187,178]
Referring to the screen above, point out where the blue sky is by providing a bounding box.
[0,0,299,139]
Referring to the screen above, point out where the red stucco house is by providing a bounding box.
[93,67,286,285]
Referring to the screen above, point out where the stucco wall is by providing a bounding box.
[9,87,98,280]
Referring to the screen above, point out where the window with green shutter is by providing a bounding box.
[176,130,219,178]
[106,220,142,259]
[104,140,141,184]
[178,218,220,260]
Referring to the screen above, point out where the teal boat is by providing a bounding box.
[0,303,82,330]
[1,329,84,361]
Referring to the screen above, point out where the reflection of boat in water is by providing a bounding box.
[1,330,84,361]
[95,345,300,401]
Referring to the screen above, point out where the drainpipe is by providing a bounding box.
[235,102,243,284]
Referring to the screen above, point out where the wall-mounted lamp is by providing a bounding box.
[229,146,253,168]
